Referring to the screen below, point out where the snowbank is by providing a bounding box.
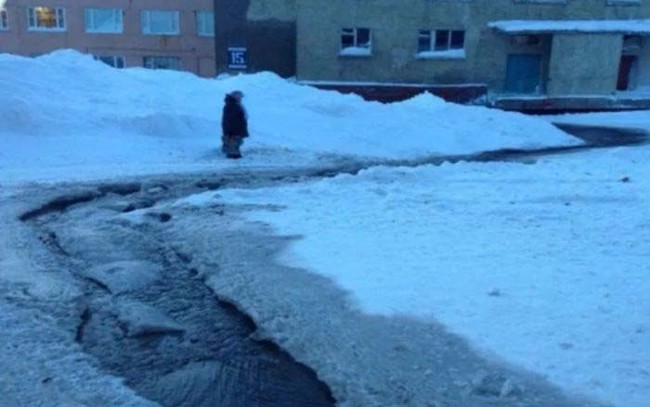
[190,145,650,406]
[549,110,650,133]
[0,50,579,184]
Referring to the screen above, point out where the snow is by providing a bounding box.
[489,19,650,34]
[0,187,157,406]
[180,114,650,406]
[0,50,579,185]
[338,46,373,57]
[417,49,466,59]
[1,49,648,406]
[548,110,650,132]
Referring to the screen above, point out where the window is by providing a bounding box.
[340,28,372,56]
[27,7,66,31]
[1,9,8,31]
[85,9,123,33]
[94,55,125,69]
[417,29,466,58]
[143,56,181,71]
[141,10,180,35]
[196,11,214,37]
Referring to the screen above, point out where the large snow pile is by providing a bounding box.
[0,50,579,183]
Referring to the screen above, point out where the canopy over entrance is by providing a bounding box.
[488,20,650,35]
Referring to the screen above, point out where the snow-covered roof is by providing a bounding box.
[489,20,650,34]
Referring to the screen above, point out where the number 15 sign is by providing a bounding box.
[228,47,248,70]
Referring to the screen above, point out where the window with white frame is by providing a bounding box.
[27,7,66,31]
[85,8,123,33]
[1,8,8,30]
[417,29,466,58]
[94,55,125,69]
[196,11,214,37]
[340,28,372,56]
[143,56,182,71]
[141,10,180,35]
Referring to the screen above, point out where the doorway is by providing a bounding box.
[506,54,543,94]
[617,55,637,91]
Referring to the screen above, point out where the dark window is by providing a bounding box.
[417,30,431,52]
[356,28,370,47]
[94,55,125,69]
[340,27,371,49]
[1,9,8,30]
[434,30,450,51]
[420,29,466,52]
[143,56,182,71]
[450,30,465,49]
[341,28,355,49]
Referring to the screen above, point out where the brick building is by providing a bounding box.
[0,0,216,77]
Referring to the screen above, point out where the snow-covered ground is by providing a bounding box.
[0,50,578,185]
[549,110,650,131]
[1,50,649,406]
[190,142,649,406]
[177,110,650,406]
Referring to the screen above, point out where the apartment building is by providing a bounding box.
[216,0,650,109]
[0,0,216,77]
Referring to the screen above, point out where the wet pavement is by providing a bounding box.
[22,183,335,407]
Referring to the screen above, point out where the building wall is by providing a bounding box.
[296,0,476,84]
[294,0,650,94]
[214,0,296,77]
[246,0,295,22]
[548,33,623,95]
[0,0,216,77]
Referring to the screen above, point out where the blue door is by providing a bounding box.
[506,54,542,94]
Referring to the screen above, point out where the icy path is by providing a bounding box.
[1,123,646,406]
[0,189,157,407]
[3,160,601,407]
[4,174,336,407]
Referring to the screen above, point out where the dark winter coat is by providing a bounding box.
[221,95,249,137]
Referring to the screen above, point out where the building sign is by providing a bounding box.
[228,47,247,69]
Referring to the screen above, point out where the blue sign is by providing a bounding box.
[228,47,248,69]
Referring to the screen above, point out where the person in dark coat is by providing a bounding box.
[221,90,248,159]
